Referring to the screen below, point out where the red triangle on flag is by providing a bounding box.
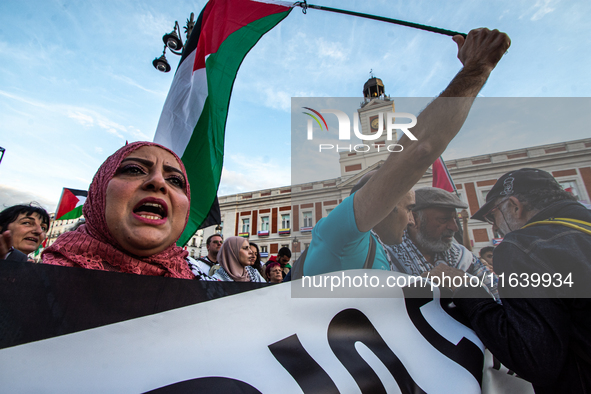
[432,157,455,193]
[55,188,88,220]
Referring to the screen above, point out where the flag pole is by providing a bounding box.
[439,156,460,197]
[294,1,467,38]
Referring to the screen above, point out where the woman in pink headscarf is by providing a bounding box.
[42,141,202,279]
[212,236,265,282]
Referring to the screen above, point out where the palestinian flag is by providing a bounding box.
[33,238,47,257]
[154,0,293,246]
[432,156,456,193]
[55,188,88,221]
[432,157,465,244]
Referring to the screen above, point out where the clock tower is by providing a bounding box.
[338,75,397,179]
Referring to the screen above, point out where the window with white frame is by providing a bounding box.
[454,190,469,214]
[559,180,581,200]
[456,190,466,204]
[493,228,503,239]
[325,208,333,217]
[479,189,491,205]
[260,216,269,231]
[242,218,250,233]
[302,211,313,227]
[260,246,268,253]
[281,214,290,229]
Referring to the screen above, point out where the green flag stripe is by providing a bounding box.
[57,206,84,221]
[177,10,291,246]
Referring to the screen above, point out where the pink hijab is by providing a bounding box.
[42,141,194,279]
[217,236,251,282]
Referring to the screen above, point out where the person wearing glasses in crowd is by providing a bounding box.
[190,234,223,277]
[429,168,591,393]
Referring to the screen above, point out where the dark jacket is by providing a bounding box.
[454,200,591,394]
[5,248,29,263]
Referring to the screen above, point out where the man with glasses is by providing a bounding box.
[434,168,591,393]
[197,234,224,275]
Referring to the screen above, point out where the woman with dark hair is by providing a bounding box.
[0,203,50,260]
[42,141,210,279]
[213,236,264,282]
[249,241,263,276]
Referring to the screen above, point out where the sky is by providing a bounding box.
[1,0,590,213]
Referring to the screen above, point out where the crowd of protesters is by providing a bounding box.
[1,26,589,392]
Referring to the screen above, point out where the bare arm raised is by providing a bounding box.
[354,28,510,232]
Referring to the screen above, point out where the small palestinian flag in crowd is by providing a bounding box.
[55,188,88,221]
[32,238,47,258]
[432,156,456,193]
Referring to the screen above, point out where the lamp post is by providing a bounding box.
[292,236,299,260]
[152,13,195,73]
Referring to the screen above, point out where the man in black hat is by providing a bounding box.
[435,168,591,393]
[388,187,498,298]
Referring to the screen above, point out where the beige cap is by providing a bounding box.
[413,187,468,211]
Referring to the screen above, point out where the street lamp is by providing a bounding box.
[152,13,195,73]
[292,236,299,260]
[152,49,171,73]
[163,23,183,52]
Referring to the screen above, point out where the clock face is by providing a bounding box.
[371,117,380,131]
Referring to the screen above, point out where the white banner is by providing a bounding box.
[0,270,533,393]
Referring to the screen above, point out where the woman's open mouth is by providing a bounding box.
[132,198,168,223]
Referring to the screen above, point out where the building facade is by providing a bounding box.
[209,82,591,261]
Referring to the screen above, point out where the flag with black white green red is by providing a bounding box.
[33,238,47,257]
[154,0,293,246]
[55,188,88,221]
